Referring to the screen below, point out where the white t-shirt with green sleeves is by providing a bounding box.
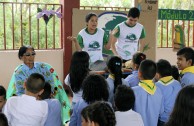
[114,22,145,60]
[77,28,108,63]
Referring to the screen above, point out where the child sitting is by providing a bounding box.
[176,47,194,87]
[114,85,144,126]
[132,59,164,126]
[155,59,182,126]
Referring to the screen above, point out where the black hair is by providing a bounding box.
[81,101,116,126]
[82,74,109,104]
[0,85,6,100]
[165,85,194,126]
[107,56,122,93]
[132,52,146,69]
[69,51,90,93]
[156,59,172,77]
[0,113,8,126]
[177,47,194,65]
[114,85,135,111]
[171,65,180,80]
[39,82,51,100]
[139,59,156,80]
[26,73,45,94]
[127,7,140,18]
[85,12,98,23]
[18,45,35,60]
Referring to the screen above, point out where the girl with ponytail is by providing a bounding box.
[106,56,127,106]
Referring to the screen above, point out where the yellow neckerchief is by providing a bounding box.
[108,74,115,80]
[180,66,194,75]
[139,80,156,95]
[158,76,174,86]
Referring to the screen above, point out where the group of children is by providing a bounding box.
[64,46,194,126]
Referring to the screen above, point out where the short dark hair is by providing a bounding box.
[0,113,8,126]
[156,59,172,77]
[81,101,116,126]
[177,47,194,65]
[139,60,156,79]
[85,12,97,23]
[171,65,180,80]
[132,52,146,67]
[0,86,6,100]
[18,45,35,59]
[26,73,45,94]
[127,7,140,18]
[82,74,109,104]
[39,82,51,100]
[114,85,135,111]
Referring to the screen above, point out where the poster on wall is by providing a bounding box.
[98,12,127,55]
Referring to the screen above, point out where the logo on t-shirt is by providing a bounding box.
[126,33,137,40]
[88,41,101,51]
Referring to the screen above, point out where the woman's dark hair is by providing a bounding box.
[107,56,122,93]
[0,113,8,126]
[114,85,135,111]
[69,51,90,93]
[18,45,35,60]
[132,52,146,69]
[165,85,194,126]
[85,12,97,23]
[82,74,109,104]
[171,65,180,80]
[81,101,116,126]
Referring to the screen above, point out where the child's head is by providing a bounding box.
[82,74,109,104]
[114,85,135,111]
[138,59,156,80]
[39,82,52,100]
[132,52,146,70]
[0,113,8,126]
[0,86,6,111]
[171,65,180,80]
[176,47,194,70]
[69,51,89,93]
[81,101,116,126]
[25,73,45,95]
[107,56,122,92]
[155,59,172,80]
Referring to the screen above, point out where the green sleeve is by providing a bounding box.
[103,32,109,45]
[113,25,120,38]
[140,27,146,39]
[77,34,84,48]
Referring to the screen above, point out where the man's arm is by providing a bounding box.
[110,28,120,56]
[138,39,145,52]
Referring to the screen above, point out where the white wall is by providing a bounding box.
[0,50,64,89]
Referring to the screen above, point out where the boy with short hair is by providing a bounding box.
[177,47,194,87]
[3,73,48,126]
[155,59,182,126]
[39,82,62,126]
[132,59,164,126]
[114,85,144,126]
[0,85,6,112]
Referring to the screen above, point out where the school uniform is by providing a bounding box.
[132,80,164,126]
[156,76,182,123]
[180,66,194,87]
[125,70,139,87]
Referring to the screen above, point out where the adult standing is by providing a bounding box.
[111,7,146,62]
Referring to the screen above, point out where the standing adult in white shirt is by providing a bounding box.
[114,85,144,126]
[3,73,48,126]
[111,7,146,63]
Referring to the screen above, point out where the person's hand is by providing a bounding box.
[67,36,77,43]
